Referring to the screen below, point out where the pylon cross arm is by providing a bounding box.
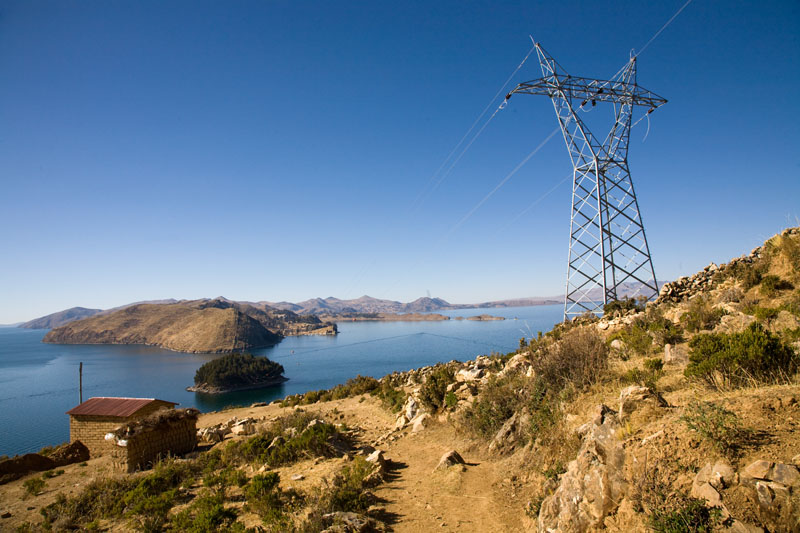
[507,76,667,109]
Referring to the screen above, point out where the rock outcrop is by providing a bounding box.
[539,405,627,531]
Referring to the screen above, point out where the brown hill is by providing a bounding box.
[43,299,336,353]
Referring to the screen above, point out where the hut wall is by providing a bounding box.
[110,417,197,473]
[70,416,127,458]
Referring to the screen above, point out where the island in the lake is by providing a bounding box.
[187,352,287,393]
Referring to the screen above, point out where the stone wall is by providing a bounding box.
[109,411,198,473]
[69,402,173,458]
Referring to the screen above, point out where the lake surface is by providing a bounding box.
[0,304,562,457]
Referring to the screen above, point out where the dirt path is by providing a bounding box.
[200,396,527,532]
[374,421,526,532]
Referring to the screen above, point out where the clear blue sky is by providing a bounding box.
[1,0,799,323]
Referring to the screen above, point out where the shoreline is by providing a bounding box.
[186,375,289,394]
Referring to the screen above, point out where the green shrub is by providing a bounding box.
[760,274,794,297]
[726,260,765,290]
[23,477,45,497]
[374,380,405,413]
[39,457,199,529]
[680,297,726,333]
[645,309,684,347]
[40,477,136,528]
[753,306,780,326]
[681,402,752,457]
[685,323,799,389]
[648,497,727,532]
[194,353,284,389]
[418,366,455,412]
[461,374,525,439]
[245,472,292,528]
[170,492,241,533]
[226,412,341,467]
[603,297,646,316]
[779,290,800,317]
[777,232,800,271]
[127,489,177,532]
[460,372,561,448]
[445,391,458,409]
[622,357,665,390]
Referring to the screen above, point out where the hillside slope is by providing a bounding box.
[42,298,336,353]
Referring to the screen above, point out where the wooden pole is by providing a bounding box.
[79,362,83,404]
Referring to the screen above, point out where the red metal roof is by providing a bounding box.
[66,397,177,418]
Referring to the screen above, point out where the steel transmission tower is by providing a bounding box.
[505,43,667,321]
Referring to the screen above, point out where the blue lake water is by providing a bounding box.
[0,305,562,457]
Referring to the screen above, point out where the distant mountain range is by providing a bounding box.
[264,295,561,315]
[20,280,660,333]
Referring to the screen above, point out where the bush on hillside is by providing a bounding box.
[681,401,752,458]
[685,323,799,389]
[603,296,647,316]
[645,309,684,347]
[226,412,342,467]
[753,306,780,326]
[680,297,726,333]
[760,275,794,298]
[194,353,284,389]
[723,260,766,290]
[532,327,609,391]
[300,457,377,532]
[418,365,456,412]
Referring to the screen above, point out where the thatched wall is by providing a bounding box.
[108,408,199,473]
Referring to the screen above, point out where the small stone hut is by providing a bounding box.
[106,408,199,473]
[66,397,178,458]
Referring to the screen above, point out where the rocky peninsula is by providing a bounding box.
[43,298,336,354]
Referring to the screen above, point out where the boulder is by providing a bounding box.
[488,411,530,455]
[435,450,465,471]
[231,420,255,436]
[691,480,723,507]
[742,460,773,481]
[365,450,387,470]
[538,405,626,532]
[664,343,688,365]
[411,413,431,433]
[394,414,408,430]
[404,397,419,421]
[320,511,384,533]
[455,368,484,382]
[714,312,755,334]
[618,385,668,419]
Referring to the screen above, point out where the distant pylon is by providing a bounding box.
[505,42,667,321]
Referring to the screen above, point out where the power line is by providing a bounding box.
[410,43,537,212]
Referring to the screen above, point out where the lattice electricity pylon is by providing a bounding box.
[505,42,667,321]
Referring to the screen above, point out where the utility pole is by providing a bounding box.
[79,362,83,404]
[505,42,666,321]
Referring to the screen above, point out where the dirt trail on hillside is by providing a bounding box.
[202,397,527,532]
[373,423,525,532]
